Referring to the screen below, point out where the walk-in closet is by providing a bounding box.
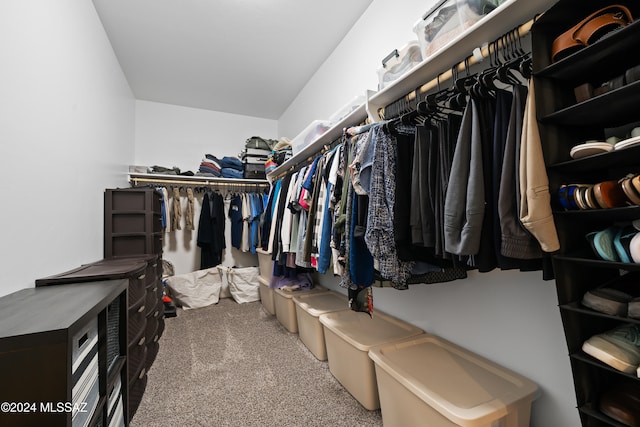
[3,0,639,426]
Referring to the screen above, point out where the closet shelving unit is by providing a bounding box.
[532,0,640,425]
[267,0,558,181]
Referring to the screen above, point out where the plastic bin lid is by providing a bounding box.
[293,291,349,317]
[368,334,538,426]
[318,310,424,351]
[274,286,327,300]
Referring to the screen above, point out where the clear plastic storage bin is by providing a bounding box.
[413,0,499,59]
[291,120,331,155]
[377,41,423,90]
[368,334,538,427]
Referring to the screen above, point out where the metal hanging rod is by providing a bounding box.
[128,173,270,189]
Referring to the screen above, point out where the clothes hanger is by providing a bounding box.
[471,40,498,99]
[494,32,528,86]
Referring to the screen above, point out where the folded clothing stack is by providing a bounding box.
[198,154,221,177]
[220,156,244,179]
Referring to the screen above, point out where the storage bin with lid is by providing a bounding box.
[274,286,328,333]
[368,334,538,427]
[256,248,273,280]
[318,310,424,410]
[293,291,350,360]
[377,41,423,90]
[258,276,275,315]
[413,0,499,60]
[291,120,331,155]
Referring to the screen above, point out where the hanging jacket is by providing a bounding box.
[444,99,485,256]
[519,79,560,253]
[197,191,225,268]
[499,84,543,260]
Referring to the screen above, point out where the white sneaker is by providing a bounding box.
[582,324,640,373]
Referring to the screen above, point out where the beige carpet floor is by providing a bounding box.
[130,298,383,427]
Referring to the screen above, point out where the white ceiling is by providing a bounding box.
[92,0,373,120]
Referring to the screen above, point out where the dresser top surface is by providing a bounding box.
[0,279,127,338]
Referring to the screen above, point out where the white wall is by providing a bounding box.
[278,0,580,425]
[134,100,278,274]
[278,0,429,138]
[0,1,135,297]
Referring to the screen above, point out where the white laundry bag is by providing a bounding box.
[216,265,232,299]
[164,266,223,310]
[226,266,260,304]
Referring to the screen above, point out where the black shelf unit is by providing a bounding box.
[532,1,640,425]
[0,280,128,427]
[104,188,163,258]
[36,255,165,423]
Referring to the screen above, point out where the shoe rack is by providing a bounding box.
[532,0,640,425]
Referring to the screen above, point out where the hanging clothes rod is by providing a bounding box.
[381,17,535,115]
[129,174,270,188]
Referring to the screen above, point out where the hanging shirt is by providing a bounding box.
[197,191,225,268]
[364,125,414,289]
[171,187,182,231]
[229,194,243,250]
[241,193,251,252]
[317,145,342,274]
[157,188,167,229]
[185,187,195,231]
[250,193,263,254]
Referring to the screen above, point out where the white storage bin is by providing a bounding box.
[274,286,328,333]
[293,291,350,360]
[377,41,423,90]
[258,276,275,315]
[328,95,366,126]
[318,310,424,410]
[291,120,331,155]
[368,334,538,427]
[413,0,498,60]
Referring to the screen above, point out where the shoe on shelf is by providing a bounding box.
[582,323,640,373]
[599,381,640,426]
[587,227,620,262]
[582,272,640,316]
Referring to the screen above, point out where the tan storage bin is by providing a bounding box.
[319,310,424,410]
[293,291,350,360]
[258,276,275,315]
[274,286,328,333]
[256,248,273,280]
[368,334,538,427]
